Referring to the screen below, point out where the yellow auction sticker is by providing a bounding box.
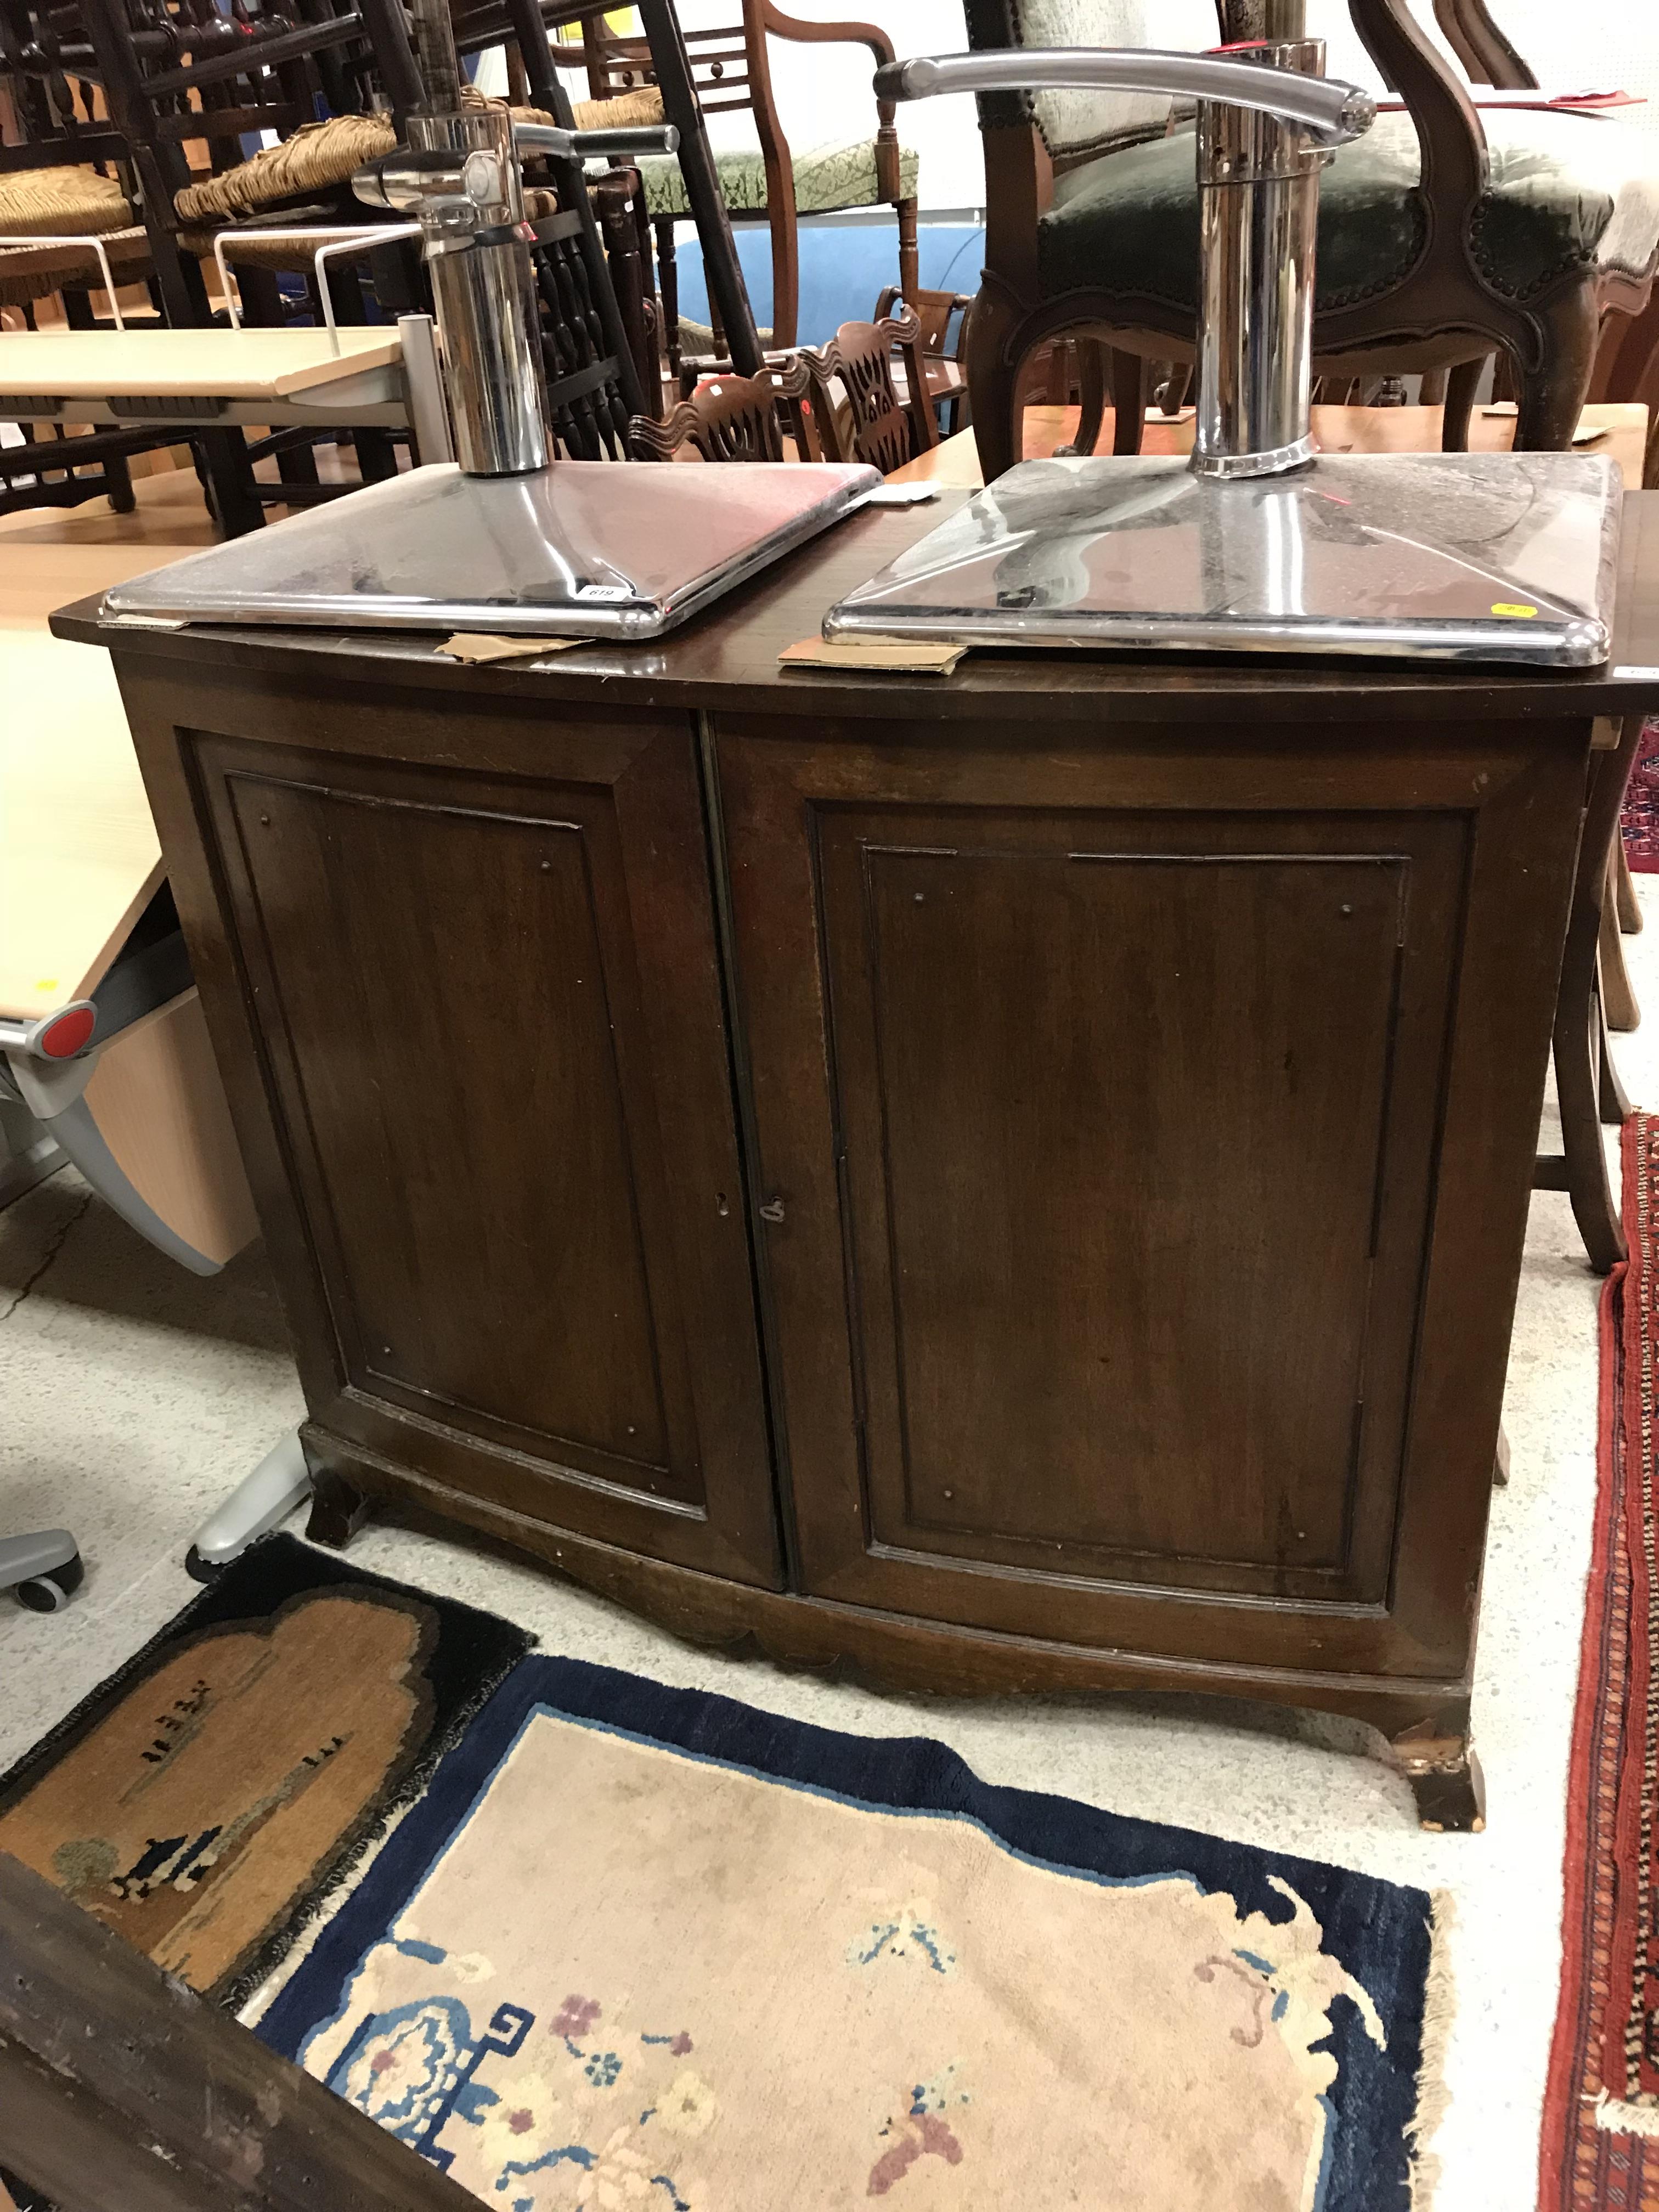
[1491,602,1538,618]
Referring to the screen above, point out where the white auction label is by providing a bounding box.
[1614,667,1659,680]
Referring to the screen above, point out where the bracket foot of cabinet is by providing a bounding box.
[307,1424,1486,1828]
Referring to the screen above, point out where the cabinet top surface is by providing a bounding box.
[52,485,1659,728]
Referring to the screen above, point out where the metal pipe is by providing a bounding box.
[1193,39,1325,477]
[409,108,548,474]
[397,311,455,464]
[873,48,1373,144]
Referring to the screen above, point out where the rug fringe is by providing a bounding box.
[1405,1889,1457,2209]
[1595,2089,1659,2138]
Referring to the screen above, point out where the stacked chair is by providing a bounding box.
[0,0,668,525]
[544,0,917,385]
[0,25,170,516]
[627,303,938,473]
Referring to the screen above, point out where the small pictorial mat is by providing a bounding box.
[255,1656,1448,2211]
[0,1531,531,2007]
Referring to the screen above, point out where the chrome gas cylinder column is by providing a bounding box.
[1193,37,1328,477]
[358,105,550,475]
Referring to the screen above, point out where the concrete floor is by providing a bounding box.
[3,885,1654,2211]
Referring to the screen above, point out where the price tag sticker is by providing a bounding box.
[1491,602,1538,618]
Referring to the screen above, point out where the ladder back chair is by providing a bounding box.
[561,0,918,362]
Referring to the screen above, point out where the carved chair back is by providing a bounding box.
[800,304,938,471]
[629,357,817,460]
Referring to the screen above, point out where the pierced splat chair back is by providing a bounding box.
[628,357,816,461]
[800,303,936,473]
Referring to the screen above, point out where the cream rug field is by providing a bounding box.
[253,1658,1446,2210]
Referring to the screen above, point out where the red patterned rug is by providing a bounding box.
[1624,721,1659,872]
[1543,1114,1659,2204]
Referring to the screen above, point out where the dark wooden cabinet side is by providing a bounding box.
[111,662,782,1589]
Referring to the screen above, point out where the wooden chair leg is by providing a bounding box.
[1537,716,1644,1269]
[1110,350,1146,455]
[966,282,1024,483]
[1441,358,1483,450]
[1600,992,1633,1124]
[654,216,681,393]
[896,195,920,308]
[1601,878,1642,1030]
[1544,997,1627,1271]
[103,448,136,514]
[194,428,264,537]
[1618,835,1644,932]
[1515,280,1600,449]
[1056,343,1108,456]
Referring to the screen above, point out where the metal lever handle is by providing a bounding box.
[514,123,681,160]
[873,49,1374,145]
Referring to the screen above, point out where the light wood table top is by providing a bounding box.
[0,473,215,1018]
[0,628,163,1019]
[0,325,401,400]
[888,401,1651,487]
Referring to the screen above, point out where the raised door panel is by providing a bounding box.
[189,716,778,1586]
[716,716,1474,1674]
[828,833,1415,1596]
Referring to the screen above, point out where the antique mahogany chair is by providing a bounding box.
[961,0,1659,478]
[873,281,973,436]
[559,0,918,359]
[799,304,936,470]
[627,356,816,460]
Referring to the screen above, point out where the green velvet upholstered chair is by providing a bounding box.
[962,0,1659,478]
[565,0,919,356]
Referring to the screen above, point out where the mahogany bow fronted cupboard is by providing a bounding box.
[57,492,1659,1832]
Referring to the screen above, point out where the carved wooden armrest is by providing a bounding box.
[1347,0,1489,220]
[758,0,907,197]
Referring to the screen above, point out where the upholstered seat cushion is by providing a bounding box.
[636,137,919,219]
[0,163,132,239]
[1041,109,1659,313]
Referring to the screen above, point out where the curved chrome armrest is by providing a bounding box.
[873,49,1375,145]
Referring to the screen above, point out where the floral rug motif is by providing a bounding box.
[256,1658,1446,2210]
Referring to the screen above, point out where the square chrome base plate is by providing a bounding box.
[825,450,1622,668]
[103,458,882,641]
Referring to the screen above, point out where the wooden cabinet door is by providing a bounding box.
[715,712,1569,1679]
[151,679,779,1587]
